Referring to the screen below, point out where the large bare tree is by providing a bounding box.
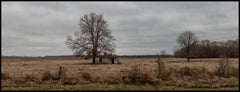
[66,12,115,64]
[177,31,198,61]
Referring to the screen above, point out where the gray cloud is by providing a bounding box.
[2,2,238,56]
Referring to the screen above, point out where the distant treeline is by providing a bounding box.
[174,39,239,58]
[119,55,173,58]
[2,56,43,58]
[1,55,79,60]
[2,54,174,59]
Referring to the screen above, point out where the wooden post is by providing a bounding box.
[58,66,65,83]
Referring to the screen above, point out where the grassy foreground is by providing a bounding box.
[2,58,239,91]
[1,83,239,91]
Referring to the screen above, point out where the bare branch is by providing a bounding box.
[176,31,198,61]
[66,12,115,63]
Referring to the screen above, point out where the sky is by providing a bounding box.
[2,1,239,56]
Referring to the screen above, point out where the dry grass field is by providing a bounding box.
[1,57,239,91]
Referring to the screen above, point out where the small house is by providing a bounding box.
[95,53,120,64]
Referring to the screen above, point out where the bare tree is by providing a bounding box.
[177,31,198,61]
[161,49,166,58]
[66,12,115,64]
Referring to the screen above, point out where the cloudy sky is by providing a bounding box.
[2,1,238,56]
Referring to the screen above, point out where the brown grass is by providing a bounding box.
[80,72,92,82]
[1,72,10,80]
[128,64,153,84]
[64,71,80,85]
[1,57,239,89]
[40,70,53,81]
[215,58,239,78]
[155,58,168,81]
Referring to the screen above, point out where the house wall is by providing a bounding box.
[95,58,119,64]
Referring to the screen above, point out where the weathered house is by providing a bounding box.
[95,53,120,64]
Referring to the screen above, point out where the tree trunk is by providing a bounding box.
[92,56,95,64]
[92,49,96,64]
[187,47,190,61]
[92,45,98,64]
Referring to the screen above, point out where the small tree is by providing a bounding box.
[155,53,168,80]
[177,31,198,61]
[66,12,115,64]
[161,50,166,58]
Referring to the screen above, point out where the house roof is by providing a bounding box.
[96,54,118,59]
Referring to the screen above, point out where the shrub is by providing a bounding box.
[128,64,159,84]
[215,58,238,78]
[81,72,92,81]
[40,70,53,81]
[91,76,101,83]
[168,66,212,80]
[98,72,125,84]
[51,72,60,80]
[14,77,26,84]
[179,67,191,76]
[103,73,123,84]
[1,72,10,80]
[155,58,168,81]
[231,67,239,78]
[128,64,142,83]
[64,72,79,85]
[24,73,37,82]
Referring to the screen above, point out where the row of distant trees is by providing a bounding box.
[175,38,239,58]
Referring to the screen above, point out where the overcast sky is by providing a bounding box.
[2,1,239,56]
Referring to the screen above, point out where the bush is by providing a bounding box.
[104,73,123,84]
[51,73,60,80]
[231,67,239,78]
[1,72,10,80]
[40,70,53,81]
[128,64,141,83]
[24,73,37,82]
[81,72,92,81]
[64,72,79,85]
[168,66,212,81]
[14,77,26,84]
[155,58,168,81]
[128,64,159,84]
[215,58,238,78]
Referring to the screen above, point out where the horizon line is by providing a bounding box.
[2,54,173,57]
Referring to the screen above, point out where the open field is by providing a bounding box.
[1,57,239,91]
